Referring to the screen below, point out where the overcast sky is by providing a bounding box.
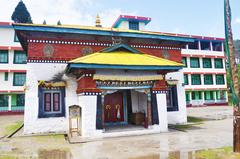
[1,0,240,39]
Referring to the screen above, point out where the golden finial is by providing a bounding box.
[95,14,102,27]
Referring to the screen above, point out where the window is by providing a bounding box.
[182,57,187,67]
[184,74,189,85]
[216,75,225,85]
[214,58,223,68]
[204,74,213,85]
[4,72,8,81]
[204,91,214,100]
[192,91,202,100]
[190,57,200,68]
[14,32,19,42]
[200,41,211,50]
[191,74,201,85]
[129,21,139,30]
[13,73,26,86]
[0,95,8,107]
[16,94,25,106]
[0,50,8,63]
[166,85,178,111]
[14,51,27,64]
[38,86,65,118]
[203,58,212,68]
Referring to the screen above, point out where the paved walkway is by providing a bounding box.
[0,106,234,159]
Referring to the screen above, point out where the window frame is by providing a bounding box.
[166,85,179,112]
[216,74,225,85]
[204,74,213,85]
[190,57,200,68]
[13,51,27,64]
[13,72,26,86]
[38,86,66,118]
[0,50,8,64]
[191,74,201,85]
[214,58,224,69]
[129,21,139,30]
[202,58,212,68]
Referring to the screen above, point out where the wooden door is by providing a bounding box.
[104,92,124,123]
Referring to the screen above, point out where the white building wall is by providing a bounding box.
[24,63,79,134]
[166,70,187,124]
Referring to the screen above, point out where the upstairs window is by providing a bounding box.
[216,75,225,85]
[14,51,27,64]
[38,86,66,118]
[0,50,8,63]
[182,57,187,67]
[184,74,189,85]
[13,73,26,86]
[214,58,223,68]
[203,58,212,68]
[166,85,178,112]
[204,74,213,85]
[201,41,211,50]
[191,74,201,85]
[129,21,139,30]
[190,57,200,68]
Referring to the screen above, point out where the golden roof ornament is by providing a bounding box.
[95,14,102,27]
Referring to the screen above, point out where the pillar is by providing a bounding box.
[8,94,11,111]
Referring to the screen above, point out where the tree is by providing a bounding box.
[11,0,32,23]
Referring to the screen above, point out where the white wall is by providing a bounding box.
[166,70,187,124]
[24,63,79,134]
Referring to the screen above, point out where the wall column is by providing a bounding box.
[8,95,12,111]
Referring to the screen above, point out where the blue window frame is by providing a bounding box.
[0,50,8,63]
[167,85,179,111]
[129,21,139,30]
[14,51,27,64]
[38,86,65,118]
[13,73,26,86]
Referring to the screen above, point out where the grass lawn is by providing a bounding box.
[4,121,23,136]
[196,147,240,159]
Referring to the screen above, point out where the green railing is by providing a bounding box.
[11,106,24,111]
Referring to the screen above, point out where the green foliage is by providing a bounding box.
[11,1,32,23]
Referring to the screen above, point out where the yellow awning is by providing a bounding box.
[93,74,163,81]
[70,51,183,67]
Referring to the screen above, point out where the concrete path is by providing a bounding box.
[0,107,234,159]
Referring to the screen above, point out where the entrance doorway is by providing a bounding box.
[104,92,124,123]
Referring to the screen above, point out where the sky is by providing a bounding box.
[0,0,240,39]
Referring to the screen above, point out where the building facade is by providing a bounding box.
[14,15,193,136]
[182,37,228,106]
[0,22,26,114]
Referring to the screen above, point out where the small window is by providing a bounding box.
[184,74,189,85]
[204,74,213,85]
[129,21,139,30]
[13,73,26,86]
[203,58,212,68]
[4,72,8,81]
[190,57,200,68]
[14,32,19,42]
[38,86,65,118]
[0,50,8,63]
[214,58,223,68]
[16,94,25,106]
[182,57,187,67]
[191,74,201,85]
[200,41,211,50]
[166,85,178,111]
[0,94,8,107]
[216,75,225,85]
[192,91,202,100]
[204,91,214,100]
[14,51,27,64]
